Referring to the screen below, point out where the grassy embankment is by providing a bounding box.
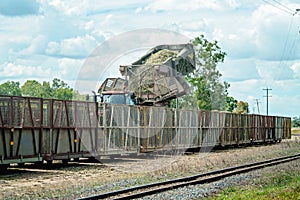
[211,129,300,200]
[212,172,300,200]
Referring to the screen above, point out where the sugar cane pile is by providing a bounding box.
[144,49,177,64]
[128,49,178,97]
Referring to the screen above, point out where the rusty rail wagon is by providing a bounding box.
[0,95,291,168]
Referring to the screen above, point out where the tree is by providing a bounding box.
[21,80,44,97]
[234,101,249,114]
[292,117,300,127]
[20,78,78,100]
[226,96,238,112]
[41,81,54,98]
[0,81,22,96]
[0,78,82,100]
[179,35,229,110]
[51,78,74,100]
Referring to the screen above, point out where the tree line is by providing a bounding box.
[0,78,83,100]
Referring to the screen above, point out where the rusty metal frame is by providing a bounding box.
[0,95,293,166]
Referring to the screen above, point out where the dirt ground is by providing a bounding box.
[1,136,300,199]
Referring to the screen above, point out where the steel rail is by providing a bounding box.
[78,153,300,200]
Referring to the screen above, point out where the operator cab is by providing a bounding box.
[100,92,135,105]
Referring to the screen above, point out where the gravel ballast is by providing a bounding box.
[0,137,299,199]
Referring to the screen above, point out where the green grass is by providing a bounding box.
[211,171,300,200]
[292,128,300,135]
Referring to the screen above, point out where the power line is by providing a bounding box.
[261,0,294,15]
[263,88,272,116]
[271,0,295,13]
[276,17,294,80]
[285,22,300,61]
[277,22,300,80]
[276,9,300,81]
[259,1,300,81]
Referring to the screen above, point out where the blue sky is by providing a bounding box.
[0,0,300,117]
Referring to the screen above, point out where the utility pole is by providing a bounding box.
[254,99,260,114]
[263,88,272,116]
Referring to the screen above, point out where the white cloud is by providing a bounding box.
[20,35,47,54]
[1,63,51,78]
[56,58,83,78]
[270,95,300,117]
[179,19,209,32]
[146,0,221,12]
[45,41,60,55]
[48,0,89,16]
[46,35,98,58]
[251,4,299,60]
[225,0,239,9]
[220,58,260,81]
[46,0,149,16]
[0,15,44,61]
[100,14,114,27]
[214,27,256,59]
[145,0,262,13]
[228,78,300,117]
[84,20,94,30]
[0,0,300,117]
[255,60,294,81]
[135,7,143,13]
[290,62,300,78]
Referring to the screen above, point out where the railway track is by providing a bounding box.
[78,153,300,200]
